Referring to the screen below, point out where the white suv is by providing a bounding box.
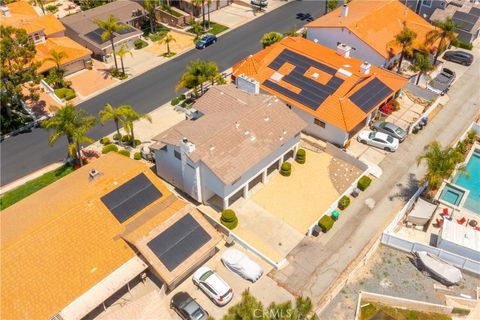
[192,266,233,306]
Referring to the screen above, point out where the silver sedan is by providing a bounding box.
[371,121,407,142]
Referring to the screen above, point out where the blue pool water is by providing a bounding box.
[452,149,480,214]
[440,183,465,206]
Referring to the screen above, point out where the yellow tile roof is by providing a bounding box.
[36,37,92,73]
[0,153,182,320]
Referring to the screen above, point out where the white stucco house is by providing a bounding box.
[151,84,307,209]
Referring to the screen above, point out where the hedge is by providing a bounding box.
[100,137,111,145]
[295,149,306,164]
[318,215,334,233]
[113,133,122,141]
[134,152,142,160]
[121,135,132,143]
[357,176,372,191]
[338,195,351,210]
[54,87,76,101]
[280,162,291,176]
[134,39,148,49]
[117,149,130,157]
[102,144,118,154]
[220,209,238,230]
[451,38,473,50]
[171,97,180,106]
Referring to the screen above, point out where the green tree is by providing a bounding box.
[144,0,159,34]
[42,104,97,167]
[426,17,457,65]
[223,290,264,320]
[409,52,434,86]
[260,32,283,48]
[35,0,45,14]
[121,106,152,146]
[284,25,298,37]
[158,33,176,54]
[79,0,113,11]
[327,0,338,12]
[44,50,68,71]
[388,22,417,73]
[98,103,132,138]
[115,43,133,75]
[176,60,220,96]
[206,0,212,29]
[417,141,465,190]
[192,0,207,30]
[95,15,128,71]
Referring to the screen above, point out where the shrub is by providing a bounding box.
[113,133,122,141]
[171,97,180,105]
[111,68,127,79]
[318,215,335,233]
[221,209,238,230]
[100,137,111,145]
[117,149,130,157]
[134,152,142,160]
[295,149,306,164]
[134,139,141,146]
[338,195,351,210]
[102,144,118,154]
[54,87,76,101]
[357,176,372,191]
[179,94,186,100]
[134,39,148,49]
[451,38,473,50]
[46,4,58,13]
[280,162,291,176]
[181,98,193,108]
[121,134,132,143]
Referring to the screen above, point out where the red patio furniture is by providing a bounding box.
[442,207,449,216]
[435,218,444,227]
[475,226,480,231]
[457,217,466,225]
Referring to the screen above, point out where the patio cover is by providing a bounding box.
[438,219,480,261]
[407,198,437,226]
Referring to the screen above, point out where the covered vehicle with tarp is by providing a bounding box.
[407,198,437,226]
[221,248,263,282]
[414,251,463,286]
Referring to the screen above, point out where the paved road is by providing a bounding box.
[0,1,325,185]
[269,53,480,310]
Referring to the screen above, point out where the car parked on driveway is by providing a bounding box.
[192,266,233,306]
[195,34,217,49]
[370,121,407,142]
[221,248,264,282]
[427,68,456,95]
[443,50,473,66]
[357,130,399,152]
[171,292,209,320]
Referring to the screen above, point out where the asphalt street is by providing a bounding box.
[0,1,326,185]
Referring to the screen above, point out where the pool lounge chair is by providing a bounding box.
[456,217,466,225]
[435,218,444,227]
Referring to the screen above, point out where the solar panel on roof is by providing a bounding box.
[147,213,211,271]
[85,28,109,45]
[453,11,476,31]
[101,173,162,223]
[470,7,480,17]
[349,78,393,113]
[115,23,137,35]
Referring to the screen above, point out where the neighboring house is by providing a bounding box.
[402,0,480,20]
[232,37,408,147]
[305,0,438,68]
[430,2,480,43]
[0,2,92,75]
[0,153,220,320]
[61,0,146,61]
[151,84,307,210]
[171,0,233,17]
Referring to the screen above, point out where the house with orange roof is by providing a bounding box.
[1,153,221,320]
[1,1,92,75]
[232,37,408,147]
[304,0,438,68]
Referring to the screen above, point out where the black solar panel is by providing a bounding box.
[470,7,480,18]
[453,11,476,31]
[101,173,162,223]
[85,28,108,44]
[349,78,393,113]
[115,23,137,35]
[147,213,212,271]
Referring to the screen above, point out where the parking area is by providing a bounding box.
[67,60,118,101]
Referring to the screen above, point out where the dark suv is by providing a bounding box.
[443,50,474,66]
[171,292,208,320]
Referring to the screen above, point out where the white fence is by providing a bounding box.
[40,79,63,104]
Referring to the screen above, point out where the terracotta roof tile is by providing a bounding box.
[35,37,92,73]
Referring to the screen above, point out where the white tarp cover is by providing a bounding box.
[59,256,148,320]
[416,251,463,285]
[437,219,480,261]
[407,198,437,226]
[221,248,263,282]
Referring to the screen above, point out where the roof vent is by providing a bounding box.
[209,145,215,151]
[180,138,195,153]
[235,121,240,129]
[264,116,270,122]
[270,72,283,82]
[311,72,319,79]
[89,168,102,181]
[250,135,256,141]
[341,4,349,17]
[244,130,250,135]
[336,43,351,58]
[360,61,371,75]
[283,129,287,135]
[313,39,318,43]
[279,136,284,141]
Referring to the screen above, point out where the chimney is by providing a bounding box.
[235,74,260,95]
[336,43,351,58]
[180,138,195,153]
[1,5,11,17]
[360,61,371,75]
[341,4,349,17]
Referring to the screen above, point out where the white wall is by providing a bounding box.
[154,145,184,190]
[306,27,389,67]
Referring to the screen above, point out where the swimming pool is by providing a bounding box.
[452,148,480,214]
[440,183,466,207]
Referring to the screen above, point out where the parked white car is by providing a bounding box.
[192,266,233,306]
[357,130,399,152]
[221,248,264,282]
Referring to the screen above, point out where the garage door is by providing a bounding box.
[64,59,86,76]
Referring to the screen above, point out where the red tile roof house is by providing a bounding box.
[150,84,307,210]
[304,0,438,68]
[232,37,408,148]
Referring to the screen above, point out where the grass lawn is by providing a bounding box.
[148,24,171,42]
[360,301,452,320]
[0,164,74,210]
[187,22,229,36]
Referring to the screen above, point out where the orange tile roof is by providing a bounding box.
[0,153,189,319]
[2,1,65,36]
[305,0,438,59]
[36,37,92,73]
[232,37,408,132]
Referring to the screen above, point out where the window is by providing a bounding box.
[422,0,432,7]
[314,118,326,128]
[174,150,181,160]
[34,33,40,41]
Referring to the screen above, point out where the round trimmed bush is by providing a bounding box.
[171,97,180,106]
[338,195,351,210]
[121,135,132,143]
[134,152,142,160]
[134,139,141,146]
[113,133,122,141]
[117,149,130,157]
[102,144,118,154]
[280,162,291,176]
[318,215,335,233]
[100,137,111,145]
[221,209,238,230]
[357,175,372,191]
[295,149,306,164]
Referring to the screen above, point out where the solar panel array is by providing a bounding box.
[452,11,477,31]
[116,23,136,35]
[85,28,108,45]
[470,7,480,18]
[147,213,212,271]
[101,173,162,223]
[349,77,393,113]
[264,49,344,111]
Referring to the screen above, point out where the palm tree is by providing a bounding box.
[260,32,283,48]
[36,0,45,15]
[192,0,206,30]
[44,49,68,71]
[115,43,132,75]
[158,33,176,55]
[95,15,127,71]
[327,0,338,13]
[409,52,434,86]
[99,103,132,138]
[121,106,152,146]
[204,61,219,85]
[42,103,97,166]
[284,25,298,37]
[144,0,159,34]
[176,60,220,96]
[388,22,417,73]
[206,0,212,29]
[417,141,465,190]
[426,17,456,65]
